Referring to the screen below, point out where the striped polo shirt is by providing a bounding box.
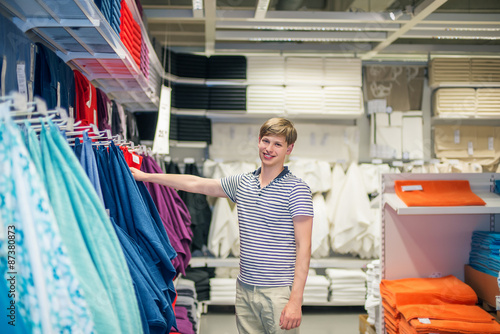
[221,166,314,287]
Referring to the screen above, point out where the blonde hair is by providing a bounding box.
[259,117,297,146]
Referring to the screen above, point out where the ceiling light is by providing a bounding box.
[433,36,500,40]
[249,38,352,42]
[389,10,403,21]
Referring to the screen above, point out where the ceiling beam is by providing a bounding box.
[362,0,448,59]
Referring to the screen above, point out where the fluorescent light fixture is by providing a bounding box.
[255,26,365,32]
[249,38,352,42]
[433,36,500,40]
[192,0,203,18]
[389,10,403,21]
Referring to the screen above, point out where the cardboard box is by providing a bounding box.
[359,314,376,334]
[464,264,500,308]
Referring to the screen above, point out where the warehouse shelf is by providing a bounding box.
[188,256,373,269]
[384,192,500,216]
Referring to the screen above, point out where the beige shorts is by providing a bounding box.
[235,280,299,334]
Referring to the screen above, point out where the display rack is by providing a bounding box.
[379,172,500,334]
[0,0,163,111]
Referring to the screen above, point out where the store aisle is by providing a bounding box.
[200,306,364,334]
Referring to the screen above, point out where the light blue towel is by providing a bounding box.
[40,120,143,334]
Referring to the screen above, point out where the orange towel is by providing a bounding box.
[394,180,486,206]
[380,275,478,309]
[399,304,495,324]
[399,312,500,334]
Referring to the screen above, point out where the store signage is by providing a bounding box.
[152,86,172,154]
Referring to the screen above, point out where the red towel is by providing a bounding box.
[394,180,486,206]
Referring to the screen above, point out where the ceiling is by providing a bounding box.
[142,0,500,61]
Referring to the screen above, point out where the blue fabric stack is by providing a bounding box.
[469,231,500,276]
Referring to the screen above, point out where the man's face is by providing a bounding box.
[258,135,294,167]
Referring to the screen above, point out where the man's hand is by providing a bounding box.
[279,300,302,330]
[130,167,148,182]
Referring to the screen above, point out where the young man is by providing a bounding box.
[130,117,314,333]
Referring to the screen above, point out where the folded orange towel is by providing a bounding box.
[399,304,495,324]
[394,180,486,206]
[400,309,500,334]
[380,275,478,309]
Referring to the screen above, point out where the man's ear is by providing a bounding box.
[286,143,294,155]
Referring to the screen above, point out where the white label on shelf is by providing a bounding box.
[371,159,383,164]
[321,133,328,146]
[367,99,386,114]
[152,86,172,154]
[418,318,431,324]
[401,185,423,192]
[448,159,460,165]
[392,160,403,167]
[16,62,27,99]
[454,130,460,144]
[468,141,473,156]
[412,160,424,166]
[489,137,494,151]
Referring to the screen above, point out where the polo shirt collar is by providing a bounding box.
[253,166,290,182]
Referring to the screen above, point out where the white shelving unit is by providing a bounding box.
[190,256,373,311]
[379,172,500,334]
[0,0,163,111]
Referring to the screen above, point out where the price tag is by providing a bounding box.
[367,99,387,114]
[16,62,27,99]
[454,130,460,144]
[371,159,383,164]
[489,137,494,151]
[132,154,140,164]
[402,185,423,192]
[392,161,403,167]
[412,160,424,166]
[152,86,172,154]
[468,141,473,156]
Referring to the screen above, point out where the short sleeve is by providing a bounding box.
[289,181,314,218]
[220,174,244,203]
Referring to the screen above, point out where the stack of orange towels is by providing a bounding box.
[380,275,500,334]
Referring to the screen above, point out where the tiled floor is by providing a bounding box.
[199,305,365,334]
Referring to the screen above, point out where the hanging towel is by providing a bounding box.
[39,122,143,333]
[394,180,486,206]
[1,113,95,333]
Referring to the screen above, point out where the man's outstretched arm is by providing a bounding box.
[130,167,228,198]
